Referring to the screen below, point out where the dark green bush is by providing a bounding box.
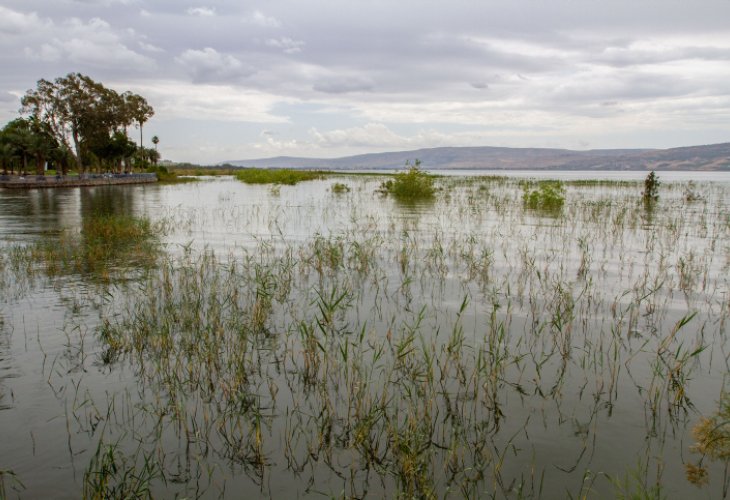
[522,180,565,212]
[331,182,351,193]
[382,160,435,201]
[146,165,195,183]
[642,171,659,201]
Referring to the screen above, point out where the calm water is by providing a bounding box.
[353,169,730,182]
[0,172,728,498]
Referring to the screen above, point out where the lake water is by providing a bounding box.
[0,172,728,498]
[352,169,730,183]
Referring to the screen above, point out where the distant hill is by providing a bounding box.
[225,143,730,171]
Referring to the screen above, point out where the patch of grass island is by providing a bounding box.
[235,168,325,185]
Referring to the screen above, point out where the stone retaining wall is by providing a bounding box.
[0,173,158,189]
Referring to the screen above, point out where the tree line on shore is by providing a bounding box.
[1,73,159,176]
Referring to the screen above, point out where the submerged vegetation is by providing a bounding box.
[32,214,161,278]
[0,174,728,498]
[521,179,565,212]
[330,181,351,193]
[235,167,324,185]
[687,394,730,486]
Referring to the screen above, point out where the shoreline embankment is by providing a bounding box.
[0,173,158,189]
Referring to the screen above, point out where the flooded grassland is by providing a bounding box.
[0,174,728,498]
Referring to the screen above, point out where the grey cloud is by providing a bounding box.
[71,0,137,4]
[139,41,164,53]
[2,0,730,159]
[0,92,17,103]
[313,77,373,94]
[549,71,697,105]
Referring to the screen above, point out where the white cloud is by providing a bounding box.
[595,38,730,68]
[245,122,547,158]
[176,47,254,82]
[0,6,50,35]
[310,123,404,148]
[128,80,292,123]
[245,10,281,28]
[465,35,578,61]
[265,37,305,54]
[186,7,216,17]
[21,16,155,69]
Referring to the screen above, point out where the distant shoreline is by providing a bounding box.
[223,142,730,172]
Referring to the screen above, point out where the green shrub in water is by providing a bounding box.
[382,160,435,201]
[522,180,565,212]
[642,171,659,202]
[331,182,351,193]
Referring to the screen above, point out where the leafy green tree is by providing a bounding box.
[20,73,155,173]
[22,73,95,171]
[89,131,137,173]
[2,118,34,174]
[0,131,17,174]
[0,118,64,175]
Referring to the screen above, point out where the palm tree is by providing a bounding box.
[147,147,160,166]
[152,135,159,151]
[124,93,154,148]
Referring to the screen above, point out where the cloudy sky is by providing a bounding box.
[1,0,729,163]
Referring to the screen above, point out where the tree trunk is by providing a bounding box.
[72,129,83,173]
[35,155,45,176]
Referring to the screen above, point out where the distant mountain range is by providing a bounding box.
[225,142,730,171]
